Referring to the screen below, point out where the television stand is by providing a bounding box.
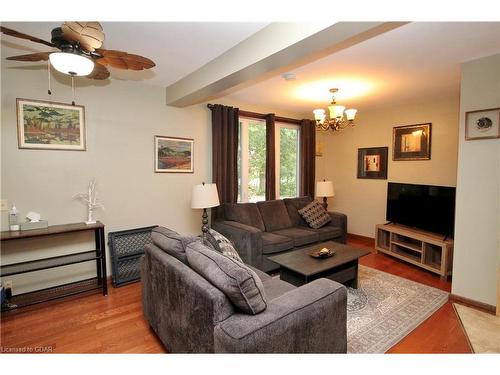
[375,223,453,280]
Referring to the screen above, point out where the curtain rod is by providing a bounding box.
[207,104,304,125]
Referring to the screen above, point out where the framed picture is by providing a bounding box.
[16,98,86,151]
[393,123,431,161]
[315,140,324,157]
[465,108,500,140]
[357,147,388,179]
[155,136,194,173]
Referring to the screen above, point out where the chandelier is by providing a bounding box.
[313,88,358,131]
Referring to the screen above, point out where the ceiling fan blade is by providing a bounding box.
[6,52,51,62]
[87,61,110,80]
[96,49,155,70]
[0,26,56,48]
[61,22,105,52]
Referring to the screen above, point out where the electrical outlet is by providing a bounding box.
[0,199,8,211]
[4,280,13,289]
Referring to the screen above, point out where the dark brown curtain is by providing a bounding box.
[210,104,239,219]
[300,119,316,198]
[265,114,276,200]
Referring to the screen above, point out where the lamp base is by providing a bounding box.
[201,208,209,238]
[322,197,328,210]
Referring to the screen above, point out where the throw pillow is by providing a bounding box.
[151,226,200,264]
[204,228,243,263]
[298,200,331,229]
[186,241,267,315]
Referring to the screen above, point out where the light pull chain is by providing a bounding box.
[47,59,52,96]
[71,75,76,106]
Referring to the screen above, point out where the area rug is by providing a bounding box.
[454,303,500,353]
[347,266,449,353]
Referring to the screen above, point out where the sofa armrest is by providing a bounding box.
[328,211,347,244]
[212,220,263,266]
[213,279,347,353]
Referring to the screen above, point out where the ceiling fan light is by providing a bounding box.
[313,109,326,123]
[345,108,358,121]
[49,52,94,76]
[329,104,345,119]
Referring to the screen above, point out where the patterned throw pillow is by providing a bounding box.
[205,229,243,263]
[298,200,331,229]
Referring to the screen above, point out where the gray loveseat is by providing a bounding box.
[213,197,347,272]
[141,227,347,353]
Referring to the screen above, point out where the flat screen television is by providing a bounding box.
[386,182,456,237]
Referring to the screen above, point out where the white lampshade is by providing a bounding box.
[49,52,95,76]
[191,183,220,209]
[316,181,335,197]
[345,108,357,121]
[313,109,326,123]
[328,104,345,119]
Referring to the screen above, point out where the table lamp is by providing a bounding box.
[191,182,220,236]
[316,180,335,210]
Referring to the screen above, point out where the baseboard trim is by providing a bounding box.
[449,293,496,315]
[347,232,375,244]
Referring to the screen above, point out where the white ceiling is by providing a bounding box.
[2,22,500,113]
[224,22,500,115]
[0,21,269,86]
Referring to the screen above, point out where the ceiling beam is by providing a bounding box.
[165,22,408,107]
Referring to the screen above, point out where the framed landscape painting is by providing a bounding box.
[357,146,388,179]
[16,98,86,151]
[155,136,194,173]
[393,123,431,161]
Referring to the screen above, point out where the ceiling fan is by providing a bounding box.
[0,22,156,80]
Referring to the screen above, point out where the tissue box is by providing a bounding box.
[20,220,49,231]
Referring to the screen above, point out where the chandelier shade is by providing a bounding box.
[49,52,95,76]
[314,88,358,132]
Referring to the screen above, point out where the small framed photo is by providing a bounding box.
[393,123,431,161]
[465,108,500,140]
[16,98,86,151]
[357,147,388,179]
[155,136,194,173]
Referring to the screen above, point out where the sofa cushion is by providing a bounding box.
[261,232,294,255]
[262,278,296,301]
[204,229,243,262]
[271,227,320,247]
[307,226,342,241]
[224,203,265,231]
[298,200,332,229]
[151,226,199,264]
[284,196,313,226]
[257,200,293,232]
[186,241,267,315]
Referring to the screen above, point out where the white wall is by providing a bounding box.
[1,63,211,293]
[452,54,500,307]
[316,96,460,237]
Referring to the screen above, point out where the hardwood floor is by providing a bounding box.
[0,235,471,354]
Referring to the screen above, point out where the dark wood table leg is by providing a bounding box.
[95,228,102,286]
[97,227,108,296]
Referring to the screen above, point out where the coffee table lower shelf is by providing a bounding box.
[268,241,370,289]
[280,260,359,288]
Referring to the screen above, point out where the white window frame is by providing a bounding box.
[275,122,301,199]
[239,117,266,203]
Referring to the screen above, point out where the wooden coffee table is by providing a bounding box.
[268,241,370,288]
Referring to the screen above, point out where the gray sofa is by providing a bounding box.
[213,197,347,272]
[141,227,347,353]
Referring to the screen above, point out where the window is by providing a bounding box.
[238,117,300,202]
[276,123,300,199]
[238,117,266,203]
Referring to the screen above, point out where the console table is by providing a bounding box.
[1,221,107,311]
[375,223,453,280]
